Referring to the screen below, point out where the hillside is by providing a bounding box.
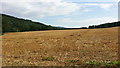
[1,27,118,66]
[1,14,63,33]
[1,14,120,34]
[88,21,120,29]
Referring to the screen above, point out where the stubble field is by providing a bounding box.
[1,27,119,66]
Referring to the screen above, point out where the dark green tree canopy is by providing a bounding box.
[1,14,63,33]
[1,14,120,33]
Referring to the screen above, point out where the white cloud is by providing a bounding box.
[99,4,113,10]
[1,0,80,19]
[81,3,114,10]
[1,0,116,19]
[2,0,62,2]
[4,0,119,2]
[57,17,117,28]
[65,0,119,2]
[83,9,92,12]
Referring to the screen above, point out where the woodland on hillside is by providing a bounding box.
[1,14,120,33]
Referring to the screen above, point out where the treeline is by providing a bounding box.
[67,21,120,29]
[62,21,120,30]
[1,14,64,33]
[1,14,120,34]
[88,21,120,29]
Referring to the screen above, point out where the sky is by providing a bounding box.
[1,0,119,28]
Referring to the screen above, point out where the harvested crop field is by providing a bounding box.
[1,27,119,66]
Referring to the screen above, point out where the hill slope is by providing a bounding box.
[88,21,120,29]
[1,14,62,33]
[1,14,120,34]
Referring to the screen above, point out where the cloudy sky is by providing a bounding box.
[1,0,119,28]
